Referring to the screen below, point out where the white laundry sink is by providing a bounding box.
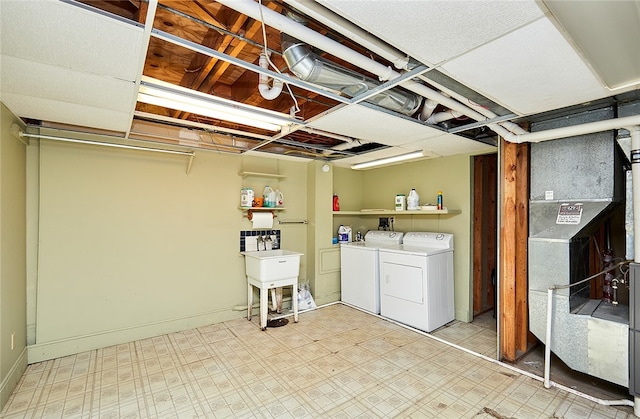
[241,249,303,282]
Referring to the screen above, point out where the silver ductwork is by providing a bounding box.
[281,35,422,117]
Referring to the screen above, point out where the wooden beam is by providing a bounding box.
[500,139,518,361]
[486,154,497,309]
[515,143,530,353]
[473,156,485,314]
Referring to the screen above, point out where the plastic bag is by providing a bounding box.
[297,281,317,310]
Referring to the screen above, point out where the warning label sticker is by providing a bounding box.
[556,203,583,225]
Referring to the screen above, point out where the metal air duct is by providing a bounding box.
[281,34,422,117]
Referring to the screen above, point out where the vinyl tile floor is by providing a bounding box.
[1,303,635,418]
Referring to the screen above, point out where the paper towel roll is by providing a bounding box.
[251,211,273,229]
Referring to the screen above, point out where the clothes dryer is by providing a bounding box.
[379,232,454,332]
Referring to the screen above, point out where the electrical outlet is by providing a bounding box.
[390,216,395,224]
[11,333,15,350]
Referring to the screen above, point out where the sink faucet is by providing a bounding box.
[256,235,263,251]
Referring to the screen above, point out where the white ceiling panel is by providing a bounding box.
[1,57,137,113]
[400,133,496,157]
[1,92,133,133]
[318,0,544,66]
[440,18,609,116]
[307,104,445,146]
[0,0,144,81]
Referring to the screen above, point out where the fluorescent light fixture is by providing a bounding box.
[138,76,299,132]
[351,151,424,170]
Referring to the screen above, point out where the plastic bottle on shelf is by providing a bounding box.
[338,225,349,243]
[437,191,443,210]
[333,194,340,211]
[395,194,405,211]
[263,186,275,208]
[407,188,420,210]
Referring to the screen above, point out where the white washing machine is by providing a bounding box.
[340,230,404,314]
[379,232,454,332]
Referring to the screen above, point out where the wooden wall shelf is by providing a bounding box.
[238,171,286,179]
[333,209,461,216]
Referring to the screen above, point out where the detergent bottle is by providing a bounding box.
[263,186,275,208]
[275,189,284,207]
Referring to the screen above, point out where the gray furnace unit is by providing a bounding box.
[528,107,630,387]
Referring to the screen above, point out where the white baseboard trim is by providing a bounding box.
[0,347,28,411]
[28,308,245,364]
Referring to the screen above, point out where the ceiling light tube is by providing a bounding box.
[138,77,300,132]
[351,151,424,170]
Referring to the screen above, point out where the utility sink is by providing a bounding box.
[241,249,303,282]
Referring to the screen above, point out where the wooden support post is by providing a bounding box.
[500,140,518,361]
[500,139,531,361]
[515,143,530,353]
[473,156,484,313]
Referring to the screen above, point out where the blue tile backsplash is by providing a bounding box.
[240,230,281,252]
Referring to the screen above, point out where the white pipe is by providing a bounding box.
[426,110,464,125]
[544,287,554,389]
[418,99,438,122]
[282,0,410,70]
[258,53,284,100]
[497,114,640,144]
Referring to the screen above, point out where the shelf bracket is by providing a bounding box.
[186,153,195,175]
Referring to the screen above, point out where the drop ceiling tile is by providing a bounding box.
[440,18,609,115]
[0,0,144,81]
[2,56,137,113]
[307,104,445,146]
[318,0,544,66]
[2,92,132,133]
[399,133,496,157]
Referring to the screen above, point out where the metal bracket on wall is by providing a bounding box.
[10,123,29,146]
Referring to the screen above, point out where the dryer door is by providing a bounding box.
[379,251,429,331]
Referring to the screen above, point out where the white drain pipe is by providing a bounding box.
[258,53,284,100]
